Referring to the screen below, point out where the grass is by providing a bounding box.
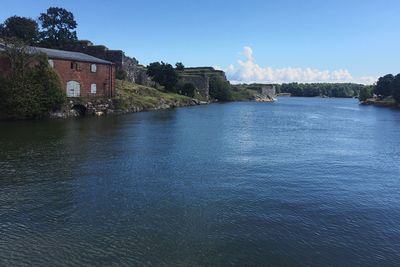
[230,85,259,101]
[114,79,192,110]
[364,96,398,107]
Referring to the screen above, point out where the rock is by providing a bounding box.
[49,111,67,119]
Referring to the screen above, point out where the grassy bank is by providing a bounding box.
[114,80,201,112]
[230,85,259,101]
[362,96,399,108]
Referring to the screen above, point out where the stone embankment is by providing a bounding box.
[50,97,208,119]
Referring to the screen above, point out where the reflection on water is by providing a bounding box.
[1,98,400,266]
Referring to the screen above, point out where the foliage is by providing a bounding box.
[0,41,65,119]
[38,7,78,49]
[179,83,196,97]
[359,86,373,102]
[230,85,257,101]
[374,74,394,97]
[116,68,127,80]
[370,73,400,104]
[175,62,185,70]
[0,16,39,45]
[209,75,232,101]
[391,75,400,103]
[146,62,179,92]
[114,80,191,110]
[277,83,364,98]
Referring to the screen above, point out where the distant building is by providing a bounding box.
[0,44,116,98]
[261,85,276,97]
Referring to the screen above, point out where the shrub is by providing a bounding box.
[209,76,232,101]
[359,86,373,102]
[180,83,196,97]
[0,49,65,119]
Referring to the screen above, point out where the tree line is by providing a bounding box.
[276,83,365,98]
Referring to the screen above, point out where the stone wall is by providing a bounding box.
[121,56,154,86]
[50,97,115,118]
[180,74,210,99]
[261,85,276,97]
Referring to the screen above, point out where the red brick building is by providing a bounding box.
[0,44,116,98]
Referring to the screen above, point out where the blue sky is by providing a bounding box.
[1,0,399,84]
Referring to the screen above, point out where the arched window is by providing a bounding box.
[66,81,80,97]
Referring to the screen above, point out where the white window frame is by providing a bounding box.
[48,59,54,68]
[91,84,97,94]
[91,64,97,73]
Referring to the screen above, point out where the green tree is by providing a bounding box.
[180,83,196,97]
[0,40,65,119]
[116,68,127,80]
[146,62,178,92]
[391,74,400,103]
[374,74,394,97]
[175,62,185,70]
[0,16,39,45]
[209,76,232,101]
[38,7,78,49]
[359,86,373,102]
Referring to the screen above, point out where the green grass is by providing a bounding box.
[363,96,399,107]
[114,80,192,110]
[230,85,259,101]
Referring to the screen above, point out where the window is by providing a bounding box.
[67,81,80,97]
[48,59,54,68]
[70,62,81,71]
[91,64,97,73]
[91,84,97,94]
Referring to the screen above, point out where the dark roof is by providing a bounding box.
[31,47,112,64]
[0,43,112,64]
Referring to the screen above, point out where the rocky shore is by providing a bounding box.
[48,79,212,119]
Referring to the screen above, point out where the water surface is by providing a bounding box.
[1,98,400,266]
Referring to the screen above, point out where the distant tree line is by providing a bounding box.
[0,7,78,49]
[276,83,365,98]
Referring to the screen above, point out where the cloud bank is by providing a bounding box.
[216,47,375,85]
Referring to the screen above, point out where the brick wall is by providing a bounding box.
[52,59,115,98]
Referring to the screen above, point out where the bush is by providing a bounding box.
[209,76,232,101]
[359,86,373,102]
[0,56,66,119]
[146,62,178,92]
[179,83,196,98]
[116,68,127,80]
[391,74,400,103]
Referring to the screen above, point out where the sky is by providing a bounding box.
[1,0,400,84]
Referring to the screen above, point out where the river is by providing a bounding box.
[1,97,400,266]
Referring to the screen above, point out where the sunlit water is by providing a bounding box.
[1,97,400,266]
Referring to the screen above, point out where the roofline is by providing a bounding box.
[47,55,115,65]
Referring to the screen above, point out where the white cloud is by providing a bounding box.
[223,47,376,85]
